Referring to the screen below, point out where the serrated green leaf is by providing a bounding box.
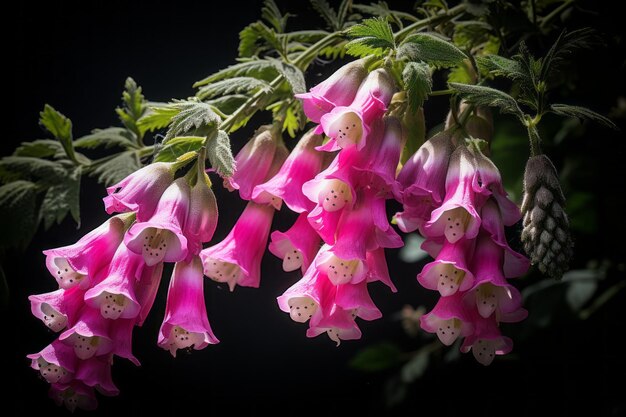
[447,63,473,84]
[550,104,617,129]
[74,127,137,150]
[262,0,291,33]
[164,101,221,142]
[207,95,249,116]
[0,180,38,248]
[39,104,76,163]
[91,151,141,186]
[14,140,63,158]
[476,54,529,82]
[196,77,272,101]
[398,33,466,67]
[453,20,493,49]
[319,42,347,60]
[40,166,81,229]
[310,0,341,31]
[403,62,432,112]
[207,131,235,177]
[154,136,205,163]
[0,156,66,184]
[540,28,596,82]
[194,60,279,88]
[449,83,525,120]
[137,106,179,133]
[238,22,286,58]
[268,60,306,94]
[346,17,395,58]
[349,342,404,372]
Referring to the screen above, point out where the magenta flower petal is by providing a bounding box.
[253,130,325,212]
[43,216,127,289]
[109,318,141,366]
[134,262,164,327]
[103,162,175,221]
[201,202,274,290]
[59,306,113,360]
[125,178,190,266]
[75,355,119,397]
[460,314,514,366]
[315,244,368,286]
[335,281,382,321]
[27,340,77,384]
[306,308,362,346]
[420,293,474,346]
[158,257,219,356]
[418,238,475,296]
[474,151,521,226]
[29,287,84,332]
[49,382,98,412]
[184,174,218,257]
[365,248,397,292]
[295,59,367,123]
[269,212,321,273]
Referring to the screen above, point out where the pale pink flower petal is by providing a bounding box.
[417,238,475,296]
[269,212,321,273]
[59,307,113,360]
[420,293,474,346]
[306,308,362,346]
[29,287,84,332]
[158,257,219,357]
[27,340,76,384]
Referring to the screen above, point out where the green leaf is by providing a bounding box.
[115,77,147,139]
[207,95,249,116]
[207,131,235,177]
[0,180,38,248]
[400,349,430,383]
[194,60,279,87]
[449,83,525,120]
[261,0,291,33]
[40,167,81,229]
[39,104,76,163]
[282,101,306,138]
[74,127,137,150]
[0,156,66,184]
[476,54,530,82]
[352,3,418,25]
[154,136,205,163]
[398,33,466,67]
[349,342,404,372]
[345,17,395,58]
[268,60,306,94]
[164,100,221,142]
[402,62,432,112]
[398,233,429,262]
[90,151,141,186]
[310,0,341,31]
[453,20,494,49]
[196,77,272,101]
[550,104,617,130]
[238,22,286,58]
[540,28,596,82]
[137,106,180,133]
[14,140,63,158]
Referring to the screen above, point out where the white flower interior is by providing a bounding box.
[435,318,462,346]
[52,257,86,289]
[70,334,100,360]
[168,325,204,352]
[472,338,497,366]
[139,228,176,266]
[434,263,466,296]
[442,207,471,243]
[320,179,352,212]
[282,249,303,272]
[41,303,67,332]
[324,256,362,285]
[36,358,71,384]
[99,292,129,320]
[331,112,363,147]
[203,258,243,291]
[287,297,318,323]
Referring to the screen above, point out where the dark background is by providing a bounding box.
[5,1,626,416]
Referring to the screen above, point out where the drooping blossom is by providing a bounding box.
[184,172,219,257]
[419,293,473,346]
[49,382,98,412]
[28,340,77,384]
[75,355,119,396]
[59,306,113,360]
[29,287,84,332]
[269,212,321,273]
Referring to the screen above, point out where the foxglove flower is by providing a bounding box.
[134,262,164,326]
[28,340,76,384]
[84,243,143,320]
[59,306,113,360]
[103,162,176,221]
[158,257,219,357]
[109,318,141,366]
[225,126,288,200]
[417,238,475,296]
[125,178,190,266]
[295,59,368,123]
[252,130,324,212]
[184,172,218,257]
[334,281,382,321]
[422,146,481,243]
[29,287,84,332]
[306,308,362,346]
[319,68,395,151]
[43,215,129,289]
[201,202,274,290]
[75,356,119,396]
[49,382,98,412]
[460,314,513,366]
[420,293,473,346]
[395,130,454,232]
[269,212,320,273]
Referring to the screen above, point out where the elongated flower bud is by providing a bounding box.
[520,155,573,279]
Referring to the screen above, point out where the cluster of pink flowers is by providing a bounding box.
[28,162,219,411]
[396,129,530,365]
[269,61,402,344]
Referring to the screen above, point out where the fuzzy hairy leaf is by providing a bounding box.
[346,17,395,58]
[39,104,76,162]
[310,0,341,30]
[91,151,141,186]
[40,166,81,229]
[550,104,617,129]
[398,33,466,66]
[403,62,432,112]
[116,77,147,138]
[269,60,306,94]
[196,77,272,101]
[74,127,137,150]
[0,180,38,248]
[207,131,235,177]
[453,20,493,49]
[154,136,205,163]
[262,0,290,33]
[14,140,64,158]
[450,83,524,120]
[476,55,529,82]
[207,95,249,115]
[238,22,286,58]
[0,156,66,184]
[137,106,179,133]
[540,28,596,82]
[165,101,221,142]
[194,60,279,87]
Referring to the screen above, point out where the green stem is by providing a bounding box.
[430,88,454,96]
[540,0,575,29]
[394,3,466,42]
